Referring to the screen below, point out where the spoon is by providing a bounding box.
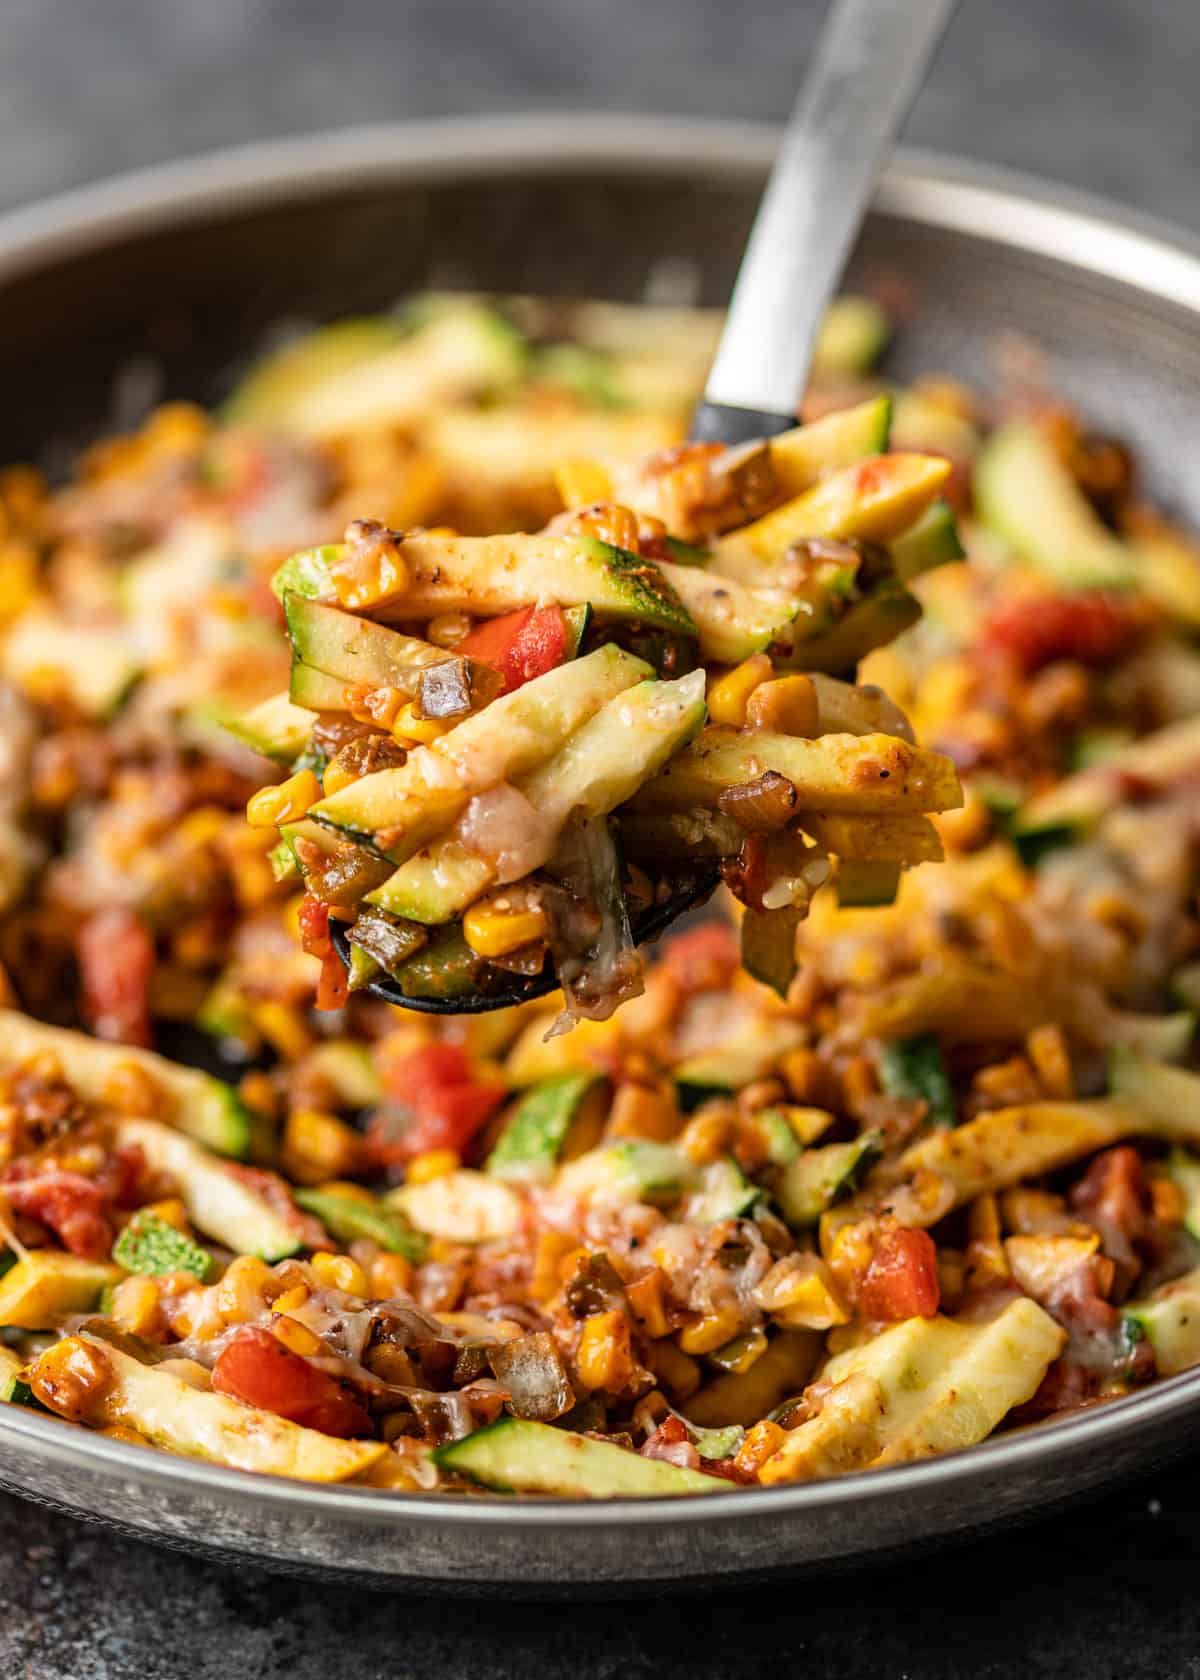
[346,0,958,1015]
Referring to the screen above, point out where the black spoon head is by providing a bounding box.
[689,401,798,448]
[333,867,721,1016]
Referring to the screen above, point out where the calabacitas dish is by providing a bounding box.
[4,193,1200,1507]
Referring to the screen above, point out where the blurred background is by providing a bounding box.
[4,0,1191,223]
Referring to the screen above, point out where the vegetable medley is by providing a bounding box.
[2,291,1200,1497]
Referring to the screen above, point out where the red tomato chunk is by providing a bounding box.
[859,1227,940,1321]
[370,1043,506,1165]
[460,604,567,694]
[212,1326,371,1437]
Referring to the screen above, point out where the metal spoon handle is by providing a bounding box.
[700,0,957,425]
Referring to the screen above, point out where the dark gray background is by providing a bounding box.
[1,2,1195,1677]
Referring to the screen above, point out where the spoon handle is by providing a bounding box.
[700,0,958,427]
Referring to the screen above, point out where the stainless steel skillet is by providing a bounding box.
[2,115,1200,1588]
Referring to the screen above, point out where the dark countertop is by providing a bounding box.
[2,2,1197,1675]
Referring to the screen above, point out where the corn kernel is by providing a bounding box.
[677,1108,733,1168]
[246,769,322,829]
[109,1275,164,1339]
[144,401,209,454]
[554,459,614,508]
[272,1314,325,1357]
[1026,1023,1074,1099]
[576,1309,636,1393]
[780,1048,824,1105]
[141,1198,189,1233]
[606,1081,680,1142]
[392,702,450,746]
[330,537,407,610]
[310,1252,369,1297]
[405,1148,461,1185]
[283,1108,366,1184]
[427,611,472,649]
[253,1003,313,1064]
[101,1058,167,1120]
[462,900,548,959]
[678,1304,745,1355]
[369,1252,414,1299]
[745,674,819,737]
[733,1418,787,1478]
[271,1284,311,1316]
[530,1231,580,1303]
[320,761,357,797]
[706,654,773,727]
[625,1269,671,1338]
[566,503,641,552]
[216,1255,276,1324]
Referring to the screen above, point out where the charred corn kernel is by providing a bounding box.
[607,1081,679,1143]
[253,1002,313,1063]
[109,1275,164,1339]
[462,901,548,959]
[141,1198,189,1233]
[330,541,408,611]
[427,611,472,649]
[567,502,641,552]
[405,1148,461,1185]
[246,769,322,829]
[369,1252,414,1299]
[392,701,450,746]
[780,1048,824,1105]
[0,539,37,622]
[283,1108,366,1183]
[216,1255,276,1323]
[530,1232,581,1303]
[644,1337,701,1402]
[576,1309,636,1393]
[679,1108,733,1166]
[706,653,774,727]
[625,1269,672,1338]
[678,1304,745,1356]
[745,673,819,737]
[734,1418,788,1478]
[310,1252,369,1297]
[554,458,613,508]
[320,760,358,797]
[1026,1023,1074,1099]
[272,1314,325,1358]
[271,1283,311,1316]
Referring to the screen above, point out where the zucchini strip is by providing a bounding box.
[630,729,962,817]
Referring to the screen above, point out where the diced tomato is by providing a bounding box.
[981,591,1146,673]
[297,896,333,957]
[315,949,349,1013]
[3,1169,111,1260]
[858,1226,940,1321]
[661,924,741,994]
[77,908,154,1048]
[460,604,567,694]
[641,1414,702,1470]
[212,1326,371,1437]
[370,1043,507,1166]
